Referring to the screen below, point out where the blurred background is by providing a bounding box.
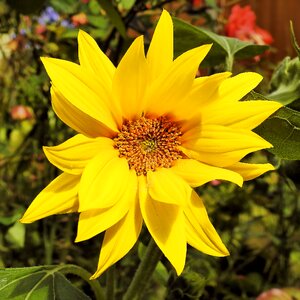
[0,0,300,299]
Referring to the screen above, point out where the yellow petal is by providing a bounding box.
[171,159,243,187]
[75,170,137,242]
[202,100,282,129]
[78,30,115,81]
[139,176,186,275]
[51,87,115,138]
[41,57,117,131]
[77,31,122,126]
[147,169,192,205]
[184,190,229,256]
[146,44,212,117]
[182,124,272,167]
[43,135,114,175]
[227,162,275,181]
[147,10,173,83]
[79,152,130,211]
[20,173,80,223]
[218,72,262,103]
[91,196,142,279]
[112,36,148,120]
[177,72,232,118]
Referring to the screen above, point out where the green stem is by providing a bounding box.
[43,220,57,265]
[58,264,106,300]
[123,239,162,300]
[225,54,234,72]
[106,265,115,300]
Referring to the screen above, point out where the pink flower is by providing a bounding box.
[256,288,291,300]
[10,105,33,121]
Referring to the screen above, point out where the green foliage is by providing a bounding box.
[97,0,127,38]
[0,0,300,299]
[290,21,300,59]
[173,17,268,70]
[255,107,300,160]
[0,266,96,300]
[268,57,300,105]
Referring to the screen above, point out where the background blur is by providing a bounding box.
[0,0,300,299]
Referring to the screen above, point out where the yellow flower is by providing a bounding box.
[20,10,281,279]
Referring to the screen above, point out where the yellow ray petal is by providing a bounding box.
[184,190,229,256]
[112,36,148,120]
[90,196,142,279]
[43,135,114,175]
[139,176,186,275]
[79,152,130,211]
[41,57,117,131]
[182,124,272,167]
[77,31,122,126]
[78,30,115,81]
[202,100,282,129]
[147,169,192,206]
[147,10,173,83]
[75,170,137,242]
[51,87,115,138]
[218,72,262,103]
[20,173,80,223]
[171,159,243,187]
[177,72,232,118]
[166,72,231,123]
[146,44,212,117]
[227,162,275,181]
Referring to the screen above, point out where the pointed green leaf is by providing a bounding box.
[0,266,91,300]
[173,17,268,66]
[254,107,300,160]
[268,57,300,105]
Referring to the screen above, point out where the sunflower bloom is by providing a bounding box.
[20,10,281,279]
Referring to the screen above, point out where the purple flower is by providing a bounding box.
[38,6,60,25]
[61,19,74,28]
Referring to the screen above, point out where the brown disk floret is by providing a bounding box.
[114,116,183,175]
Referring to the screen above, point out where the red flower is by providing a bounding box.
[71,13,88,27]
[225,5,273,45]
[192,0,204,7]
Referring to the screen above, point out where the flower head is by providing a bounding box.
[225,5,273,45]
[20,10,281,279]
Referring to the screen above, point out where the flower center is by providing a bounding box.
[114,116,183,175]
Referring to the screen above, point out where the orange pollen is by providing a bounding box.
[113,116,183,175]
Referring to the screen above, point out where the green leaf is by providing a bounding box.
[50,0,78,14]
[173,17,268,69]
[97,0,126,38]
[254,107,300,160]
[268,57,300,105]
[119,0,136,10]
[290,21,300,59]
[0,266,91,300]
[58,29,79,40]
[5,222,25,248]
[0,211,22,226]
[87,15,110,29]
